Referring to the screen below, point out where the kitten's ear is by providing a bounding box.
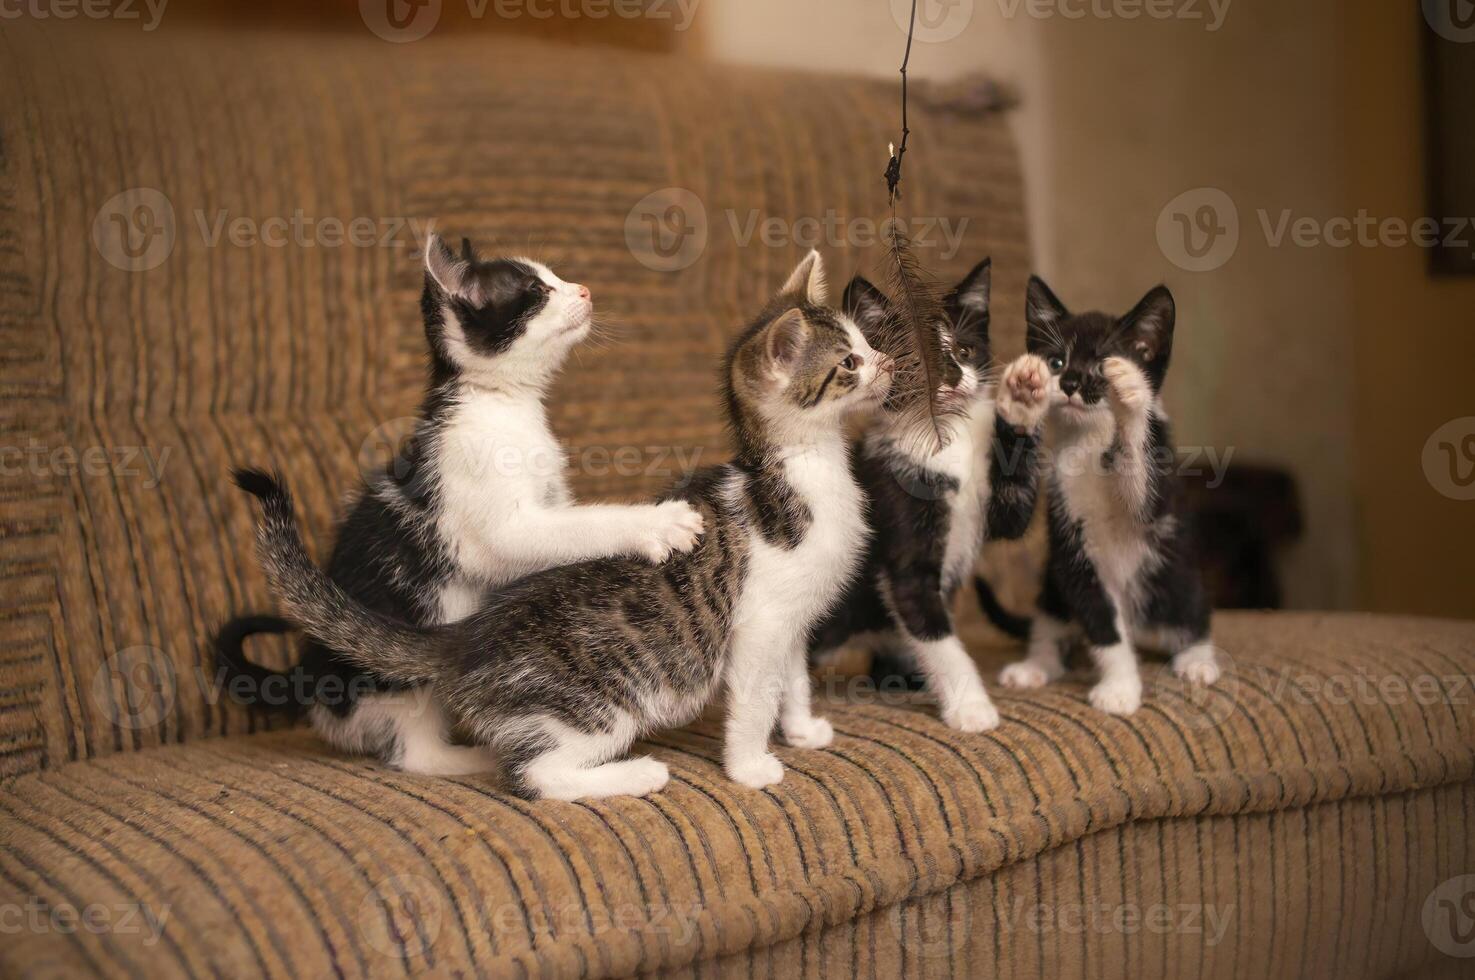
[425,234,471,296]
[950,258,992,316]
[762,308,810,375]
[843,276,890,341]
[780,249,827,306]
[1025,275,1069,349]
[1119,285,1175,363]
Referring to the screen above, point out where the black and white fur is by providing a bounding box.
[997,277,1220,714]
[807,260,1050,730]
[215,235,705,774]
[236,252,895,800]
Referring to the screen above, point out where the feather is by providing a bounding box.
[876,221,963,454]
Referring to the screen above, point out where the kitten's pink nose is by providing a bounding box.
[575,284,591,302]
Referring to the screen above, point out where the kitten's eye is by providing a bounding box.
[957,344,974,361]
[1047,355,1066,372]
[530,281,552,296]
[841,354,861,371]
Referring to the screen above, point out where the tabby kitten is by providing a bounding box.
[997,277,1220,714]
[215,235,704,774]
[807,260,1050,731]
[236,251,894,800]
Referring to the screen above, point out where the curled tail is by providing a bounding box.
[233,468,442,685]
[213,614,310,716]
[973,574,1031,641]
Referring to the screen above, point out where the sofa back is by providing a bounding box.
[0,20,1030,777]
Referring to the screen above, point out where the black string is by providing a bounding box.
[884,0,917,203]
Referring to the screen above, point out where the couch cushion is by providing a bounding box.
[4,612,1473,976]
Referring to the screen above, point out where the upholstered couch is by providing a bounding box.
[3,18,1474,979]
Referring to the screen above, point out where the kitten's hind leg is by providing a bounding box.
[509,720,667,801]
[780,653,833,749]
[999,614,1070,690]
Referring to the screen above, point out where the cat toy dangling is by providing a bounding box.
[876,0,962,455]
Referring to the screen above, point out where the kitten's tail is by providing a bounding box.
[973,574,1032,641]
[233,468,442,686]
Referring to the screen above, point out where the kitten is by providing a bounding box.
[807,260,1050,730]
[235,251,895,800]
[996,276,1220,714]
[215,234,705,774]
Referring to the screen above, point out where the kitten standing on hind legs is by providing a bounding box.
[996,276,1220,715]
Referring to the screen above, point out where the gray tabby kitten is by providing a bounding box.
[235,252,895,800]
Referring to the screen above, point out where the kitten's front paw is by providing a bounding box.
[942,696,1001,733]
[1089,674,1143,715]
[623,757,670,797]
[638,501,705,563]
[726,751,785,789]
[1102,357,1151,415]
[997,354,1051,430]
[782,715,834,749]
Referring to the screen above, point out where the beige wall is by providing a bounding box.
[698,0,1374,609]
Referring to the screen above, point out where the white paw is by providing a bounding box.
[1089,675,1143,715]
[782,715,834,749]
[997,354,1050,429]
[624,757,670,797]
[942,696,1001,733]
[726,751,784,789]
[999,661,1053,690]
[639,500,705,562]
[1102,357,1151,414]
[1173,654,1221,687]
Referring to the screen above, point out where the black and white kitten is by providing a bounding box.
[236,251,895,800]
[215,235,704,774]
[996,277,1220,714]
[807,260,1050,730]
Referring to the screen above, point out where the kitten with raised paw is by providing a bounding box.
[993,276,1220,716]
[806,259,1049,733]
